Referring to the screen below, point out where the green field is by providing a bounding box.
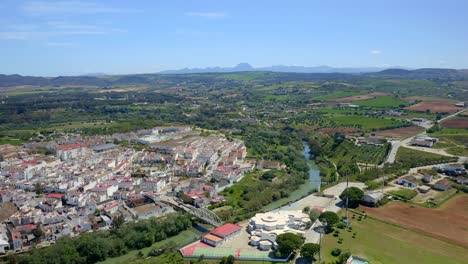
[314,91,365,101]
[354,96,407,108]
[389,188,418,200]
[98,228,203,264]
[395,147,457,167]
[331,115,408,130]
[322,212,467,264]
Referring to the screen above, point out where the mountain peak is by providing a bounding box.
[233,63,253,70]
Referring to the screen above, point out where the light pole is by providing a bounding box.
[318,220,327,264]
[345,171,349,226]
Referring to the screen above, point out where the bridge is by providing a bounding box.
[159,196,223,227]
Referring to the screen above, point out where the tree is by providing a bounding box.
[219,255,235,264]
[318,211,340,231]
[32,228,43,239]
[300,243,320,259]
[309,209,321,222]
[34,182,43,195]
[276,233,305,255]
[111,215,125,229]
[339,187,364,208]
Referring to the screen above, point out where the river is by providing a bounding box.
[262,142,321,211]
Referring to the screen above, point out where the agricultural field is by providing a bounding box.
[406,101,462,113]
[330,92,388,103]
[331,140,389,165]
[330,115,408,130]
[432,133,468,156]
[322,209,467,264]
[404,96,457,102]
[374,126,424,139]
[395,147,457,167]
[315,91,365,101]
[441,116,468,129]
[354,96,407,108]
[362,195,468,248]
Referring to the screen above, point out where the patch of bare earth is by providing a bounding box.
[362,195,468,248]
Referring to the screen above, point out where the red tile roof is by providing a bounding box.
[46,193,64,199]
[210,223,241,238]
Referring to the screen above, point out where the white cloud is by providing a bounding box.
[370,50,382,55]
[45,41,76,46]
[0,30,108,40]
[21,1,138,15]
[0,20,125,40]
[185,12,227,18]
[46,21,100,30]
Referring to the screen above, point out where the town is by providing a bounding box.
[0,126,253,253]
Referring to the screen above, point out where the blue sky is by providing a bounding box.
[1,0,467,76]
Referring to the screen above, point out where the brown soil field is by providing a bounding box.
[404,96,456,102]
[406,101,462,113]
[362,195,468,248]
[98,86,149,93]
[441,117,468,129]
[0,202,18,222]
[331,92,388,103]
[374,126,424,139]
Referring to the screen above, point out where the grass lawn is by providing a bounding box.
[446,146,468,156]
[354,96,407,108]
[98,228,204,264]
[315,91,366,101]
[389,188,418,200]
[0,138,25,146]
[322,212,467,264]
[395,147,457,167]
[331,115,407,130]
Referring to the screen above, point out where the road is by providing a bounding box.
[385,108,467,163]
[300,182,366,244]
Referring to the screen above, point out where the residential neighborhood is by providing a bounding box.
[0,126,252,253]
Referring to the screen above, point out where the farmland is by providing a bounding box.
[441,116,468,129]
[362,195,468,248]
[321,209,467,264]
[395,147,457,167]
[330,92,388,103]
[406,101,462,113]
[354,96,407,108]
[330,115,408,130]
[374,126,424,139]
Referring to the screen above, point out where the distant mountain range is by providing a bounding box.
[1,67,467,88]
[159,63,412,74]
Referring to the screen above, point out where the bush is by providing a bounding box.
[309,209,322,222]
[331,248,342,256]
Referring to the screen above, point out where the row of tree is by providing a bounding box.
[15,213,192,264]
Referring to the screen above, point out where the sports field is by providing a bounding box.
[322,208,467,264]
[362,195,468,248]
[180,241,282,262]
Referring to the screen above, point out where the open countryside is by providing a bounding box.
[362,195,468,248]
[1,1,468,264]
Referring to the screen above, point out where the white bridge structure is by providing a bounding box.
[159,196,223,227]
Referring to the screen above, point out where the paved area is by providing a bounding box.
[386,108,467,163]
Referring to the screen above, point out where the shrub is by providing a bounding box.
[331,248,342,256]
[336,222,346,229]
